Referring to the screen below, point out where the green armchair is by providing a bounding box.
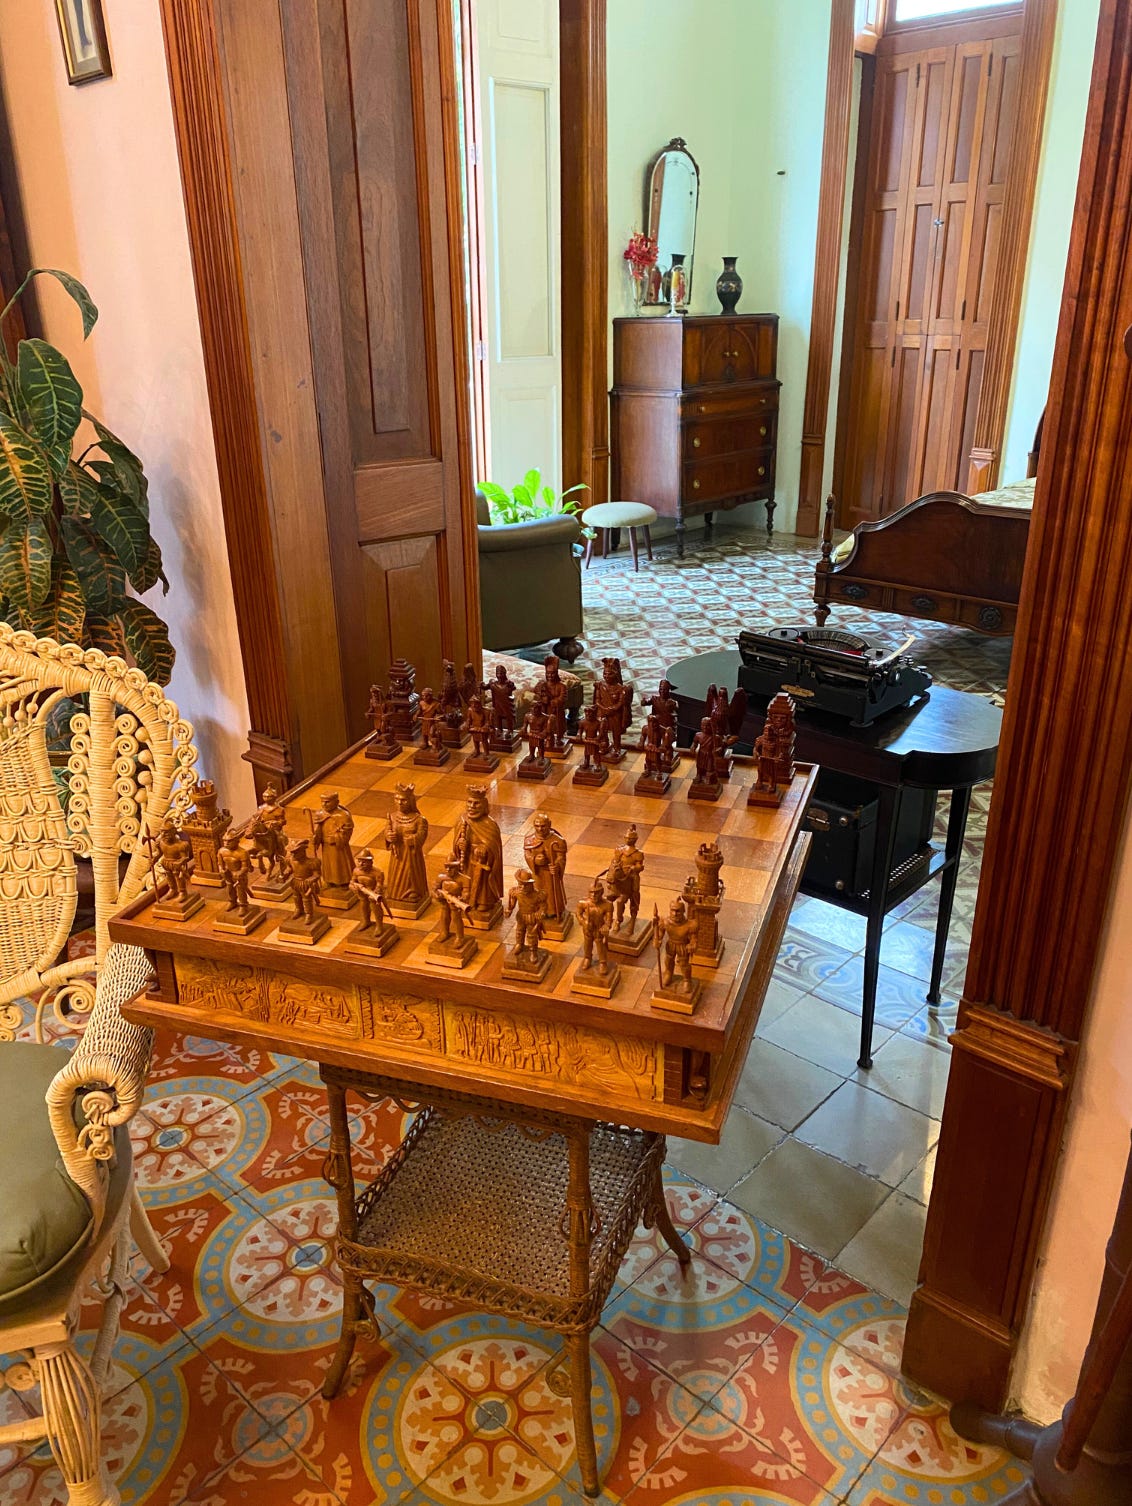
[476,491,585,663]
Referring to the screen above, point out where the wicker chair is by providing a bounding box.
[0,623,201,1506]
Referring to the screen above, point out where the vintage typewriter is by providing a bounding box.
[736,625,932,727]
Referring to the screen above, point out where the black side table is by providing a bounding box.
[667,649,1001,1069]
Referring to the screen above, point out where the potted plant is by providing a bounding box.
[478,469,588,531]
[0,267,173,682]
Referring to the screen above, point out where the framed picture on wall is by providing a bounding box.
[54,0,112,85]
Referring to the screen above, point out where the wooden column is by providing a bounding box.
[796,0,856,538]
[904,0,1132,1406]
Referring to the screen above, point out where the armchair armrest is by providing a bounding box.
[478,515,581,552]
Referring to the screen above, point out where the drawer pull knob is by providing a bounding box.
[758,466,766,477]
[692,479,700,490]
[759,425,767,436]
[693,437,701,448]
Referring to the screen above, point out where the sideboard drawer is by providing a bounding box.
[686,385,778,421]
[685,410,778,460]
[684,448,776,503]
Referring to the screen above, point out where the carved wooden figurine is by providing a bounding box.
[428,858,478,968]
[688,837,725,966]
[768,691,797,783]
[518,688,552,780]
[650,897,702,1014]
[247,784,291,899]
[747,694,797,809]
[180,778,231,886]
[689,718,723,802]
[643,678,680,770]
[312,792,356,909]
[344,850,399,956]
[458,662,481,707]
[150,817,204,921]
[365,684,399,761]
[385,658,420,741]
[594,657,630,761]
[523,810,571,939]
[215,830,265,935]
[708,684,737,781]
[279,837,330,944]
[635,712,671,796]
[573,702,609,787]
[450,784,504,929]
[439,661,469,748]
[503,868,551,982]
[543,655,571,758]
[488,662,521,752]
[415,687,449,766]
[571,876,620,997]
[383,782,430,917]
[605,824,651,956]
[463,695,500,774]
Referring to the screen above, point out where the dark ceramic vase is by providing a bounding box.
[716,256,742,315]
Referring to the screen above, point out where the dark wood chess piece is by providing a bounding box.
[503,867,551,982]
[344,850,399,956]
[747,694,796,810]
[708,684,737,781]
[458,662,481,707]
[605,824,650,956]
[414,688,450,766]
[650,897,702,1015]
[643,678,680,772]
[518,689,552,780]
[573,703,609,787]
[635,712,671,796]
[689,718,723,802]
[571,876,620,997]
[386,658,420,741]
[543,654,571,758]
[365,684,399,761]
[214,830,266,934]
[488,663,521,753]
[594,657,630,762]
[278,837,330,944]
[439,660,469,747]
[463,695,500,774]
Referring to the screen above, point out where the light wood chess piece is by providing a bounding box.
[573,702,609,787]
[278,837,330,944]
[312,792,357,909]
[686,838,725,967]
[148,817,204,921]
[344,850,399,956]
[488,662,521,752]
[650,897,702,1015]
[503,868,551,982]
[428,858,478,968]
[689,717,723,802]
[450,785,504,929]
[214,829,266,934]
[383,782,431,918]
[180,778,231,886]
[605,824,650,956]
[365,684,399,761]
[463,695,500,774]
[523,810,572,939]
[571,876,620,997]
[247,784,291,900]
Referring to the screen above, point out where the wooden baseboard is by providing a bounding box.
[904,1287,1016,1409]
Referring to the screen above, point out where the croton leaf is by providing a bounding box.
[27,558,86,643]
[82,480,149,578]
[0,414,53,522]
[129,535,167,596]
[61,513,127,611]
[0,514,52,613]
[15,339,82,477]
[84,411,149,518]
[84,610,127,659]
[22,269,98,338]
[117,596,175,684]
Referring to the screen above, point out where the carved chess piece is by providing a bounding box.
[414,687,449,766]
[247,784,291,899]
[594,657,630,762]
[573,702,609,787]
[312,792,357,909]
[214,830,266,934]
[365,684,399,761]
[635,712,671,796]
[768,691,797,783]
[150,817,204,921]
[523,811,572,939]
[748,699,795,808]
[503,868,551,982]
[463,695,500,774]
[542,655,571,758]
[428,858,478,968]
[650,897,702,1015]
[687,838,725,967]
[708,684,737,781]
[450,785,504,929]
[438,660,469,748]
[278,837,330,944]
[385,658,420,741]
[180,778,231,886]
[605,823,650,956]
[689,718,723,802]
[344,849,399,956]
[643,678,680,772]
[488,662,521,752]
[383,782,431,918]
[518,689,552,780]
[458,662,481,707]
[571,876,620,997]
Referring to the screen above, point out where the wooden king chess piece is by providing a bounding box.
[517,687,552,780]
[463,695,500,774]
[247,784,291,900]
[542,654,571,759]
[383,782,431,918]
[450,785,504,930]
[488,662,521,753]
[605,823,651,956]
[523,810,572,939]
[573,702,609,787]
[428,857,478,968]
[214,830,266,934]
[148,818,204,921]
[414,688,450,766]
[748,694,796,809]
[312,792,357,910]
[386,658,420,742]
[365,684,399,761]
[571,876,620,997]
[503,867,551,983]
[278,837,331,944]
[594,657,630,762]
[650,897,703,1015]
[439,660,470,748]
[686,838,725,967]
[344,849,399,956]
[635,711,671,796]
[180,779,231,886]
[689,717,723,802]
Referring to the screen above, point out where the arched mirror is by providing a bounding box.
[645,138,700,307]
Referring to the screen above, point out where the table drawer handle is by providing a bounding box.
[757,465,766,477]
[692,479,701,490]
[693,437,701,448]
[759,425,767,437]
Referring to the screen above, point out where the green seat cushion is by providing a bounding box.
[0,1042,96,1302]
[581,501,658,528]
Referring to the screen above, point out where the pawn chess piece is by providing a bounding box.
[180,778,231,886]
[488,662,521,752]
[635,712,671,796]
[688,838,725,967]
[650,897,702,1015]
[451,785,504,930]
[312,792,357,910]
[523,811,572,939]
[605,824,651,956]
[214,830,266,934]
[571,876,620,997]
[278,838,331,944]
[542,655,571,759]
[688,718,723,802]
[463,695,500,774]
[428,858,478,968]
[148,818,204,921]
[517,689,552,780]
[247,784,291,900]
[748,699,796,808]
[383,782,431,918]
[386,658,420,741]
[573,702,609,787]
[365,684,399,761]
[503,868,551,982]
[415,687,450,766]
[344,850,399,956]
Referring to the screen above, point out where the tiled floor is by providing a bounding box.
[0,526,1025,1505]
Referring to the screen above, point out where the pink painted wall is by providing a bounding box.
[0,1,254,814]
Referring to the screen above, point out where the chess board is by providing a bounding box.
[111,733,814,1140]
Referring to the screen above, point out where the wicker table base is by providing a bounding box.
[319,1065,690,1496]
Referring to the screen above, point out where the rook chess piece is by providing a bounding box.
[214,830,265,934]
[463,695,500,773]
[689,717,723,802]
[450,785,504,929]
[571,876,620,997]
[385,658,420,741]
[650,897,702,1015]
[344,849,399,956]
[383,782,431,917]
[573,702,609,787]
[687,838,725,967]
[149,817,204,921]
[503,867,551,982]
[180,779,231,886]
[488,663,521,752]
[312,792,357,909]
[365,684,399,761]
[605,824,651,956]
[523,811,572,939]
[278,837,331,944]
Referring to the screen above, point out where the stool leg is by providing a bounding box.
[568,1332,599,1496]
[583,534,594,568]
[629,527,640,571]
[643,525,653,560]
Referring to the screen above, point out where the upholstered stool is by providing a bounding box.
[581,501,658,571]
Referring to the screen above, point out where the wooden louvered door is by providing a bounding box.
[836,10,1023,525]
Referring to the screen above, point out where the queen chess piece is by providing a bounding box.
[450,785,504,930]
[214,830,266,934]
[650,896,702,1015]
[488,662,521,753]
[571,876,620,998]
[573,702,609,787]
[278,837,331,944]
[148,817,204,921]
[605,824,651,956]
[523,811,572,939]
[689,717,723,802]
[383,782,431,918]
[365,684,399,761]
[428,858,478,968]
[503,867,551,982]
[463,695,500,774]
[344,850,399,956]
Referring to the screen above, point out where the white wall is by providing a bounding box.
[0,2,254,815]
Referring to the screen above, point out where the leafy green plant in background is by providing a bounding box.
[0,268,173,683]
[479,469,588,528]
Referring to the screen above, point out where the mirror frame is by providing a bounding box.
[644,136,700,305]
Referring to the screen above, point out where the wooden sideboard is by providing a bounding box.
[610,314,781,553]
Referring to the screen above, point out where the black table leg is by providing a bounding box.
[928,785,972,1006]
[860,785,900,1070]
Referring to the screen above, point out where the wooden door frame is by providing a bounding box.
[798,0,1056,536]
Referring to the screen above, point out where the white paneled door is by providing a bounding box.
[476,0,562,492]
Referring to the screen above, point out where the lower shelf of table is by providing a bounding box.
[802,843,951,917]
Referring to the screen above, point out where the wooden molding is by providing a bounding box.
[964,0,1058,492]
[796,0,856,538]
[560,0,609,505]
[905,0,1132,1406]
[158,0,295,786]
